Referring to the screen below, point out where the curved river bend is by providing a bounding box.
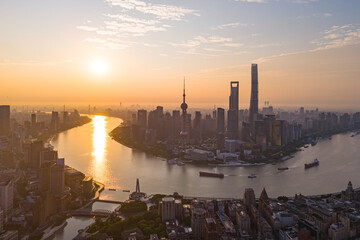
[52,115,360,199]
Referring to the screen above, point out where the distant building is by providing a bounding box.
[50,111,60,132]
[63,111,69,123]
[50,158,65,197]
[28,140,44,170]
[137,109,147,129]
[249,64,259,124]
[39,161,55,192]
[243,188,256,207]
[0,178,14,221]
[228,82,239,139]
[185,149,214,161]
[31,113,37,127]
[0,105,10,136]
[64,166,85,193]
[216,108,225,133]
[193,111,202,140]
[224,139,236,153]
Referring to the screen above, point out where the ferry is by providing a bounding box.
[122,190,130,192]
[199,171,224,178]
[248,174,257,179]
[167,158,178,165]
[278,167,289,171]
[108,188,116,191]
[177,160,185,166]
[305,158,319,169]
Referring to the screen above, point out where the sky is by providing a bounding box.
[0,0,359,110]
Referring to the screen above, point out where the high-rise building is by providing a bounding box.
[137,109,147,129]
[50,158,65,197]
[159,197,175,223]
[39,161,55,192]
[204,218,218,240]
[50,111,60,132]
[29,140,44,170]
[216,108,225,133]
[0,178,14,221]
[63,111,69,124]
[249,64,259,124]
[191,208,207,239]
[172,110,181,139]
[243,188,255,206]
[271,120,286,147]
[0,105,10,136]
[228,82,239,139]
[31,113,37,127]
[193,111,202,139]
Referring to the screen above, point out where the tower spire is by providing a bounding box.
[183,77,186,99]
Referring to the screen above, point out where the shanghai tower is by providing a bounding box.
[249,64,258,124]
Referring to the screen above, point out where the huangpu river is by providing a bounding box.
[52,115,360,200]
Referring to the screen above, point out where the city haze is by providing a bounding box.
[1,0,360,109]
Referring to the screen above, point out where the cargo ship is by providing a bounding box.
[199,171,224,178]
[278,167,289,170]
[305,159,319,169]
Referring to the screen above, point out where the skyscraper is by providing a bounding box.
[50,158,65,197]
[159,197,175,223]
[193,111,202,139]
[137,109,147,129]
[0,105,10,136]
[50,111,60,132]
[249,64,259,124]
[216,108,225,133]
[228,82,239,139]
[31,113,37,127]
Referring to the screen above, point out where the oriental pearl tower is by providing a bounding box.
[180,78,189,139]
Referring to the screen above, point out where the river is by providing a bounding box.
[51,115,360,200]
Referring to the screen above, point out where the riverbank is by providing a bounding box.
[41,221,67,240]
[109,126,174,159]
[42,116,92,143]
[109,123,360,167]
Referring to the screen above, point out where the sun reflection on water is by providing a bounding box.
[90,115,109,184]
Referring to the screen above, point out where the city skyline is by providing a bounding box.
[0,0,360,109]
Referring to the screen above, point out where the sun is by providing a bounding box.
[91,59,108,75]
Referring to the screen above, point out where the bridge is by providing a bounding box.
[70,209,114,217]
[96,199,123,204]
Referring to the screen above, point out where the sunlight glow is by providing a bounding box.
[91,60,107,75]
[91,115,108,183]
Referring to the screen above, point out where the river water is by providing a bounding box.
[51,115,360,200]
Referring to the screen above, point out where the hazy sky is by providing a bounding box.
[0,0,359,109]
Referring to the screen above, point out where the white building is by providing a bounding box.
[185,149,214,161]
[224,139,236,153]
